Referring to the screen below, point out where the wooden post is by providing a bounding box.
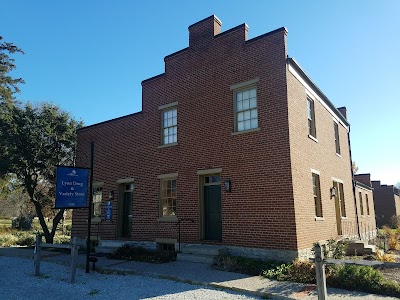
[69,236,78,284]
[34,234,42,276]
[314,243,328,300]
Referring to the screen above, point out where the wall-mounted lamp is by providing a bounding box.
[109,190,115,199]
[224,179,231,192]
[330,187,336,198]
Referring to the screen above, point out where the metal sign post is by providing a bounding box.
[86,142,94,273]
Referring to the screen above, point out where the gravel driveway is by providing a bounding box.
[0,256,261,300]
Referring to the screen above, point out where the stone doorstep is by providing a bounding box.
[180,245,228,256]
[176,253,215,264]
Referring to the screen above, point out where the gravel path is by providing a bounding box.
[0,256,261,300]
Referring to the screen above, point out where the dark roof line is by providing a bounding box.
[141,73,165,85]
[246,27,287,44]
[287,57,350,127]
[77,111,142,131]
[355,180,373,191]
[164,47,189,60]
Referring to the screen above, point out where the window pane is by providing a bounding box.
[250,109,257,119]
[244,110,250,120]
[237,101,243,111]
[164,136,169,144]
[250,118,258,129]
[243,99,249,110]
[244,120,251,130]
[172,109,177,117]
[238,112,243,121]
[243,90,250,100]
[250,98,257,109]
[238,121,244,131]
[236,92,243,101]
[249,88,256,98]
[172,116,177,126]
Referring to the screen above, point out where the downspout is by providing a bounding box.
[348,126,361,239]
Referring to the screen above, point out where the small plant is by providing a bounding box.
[375,249,395,262]
[383,226,400,250]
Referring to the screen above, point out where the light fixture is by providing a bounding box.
[224,179,231,192]
[109,190,115,199]
[330,187,336,198]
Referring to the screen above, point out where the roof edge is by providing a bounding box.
[287,57,350,127]
[77,111,142,132]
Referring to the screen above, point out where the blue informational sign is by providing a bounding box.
[105,201,112,221]
[55,166,89,208]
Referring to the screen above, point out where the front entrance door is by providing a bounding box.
[121,191,132,237]
[118,182,133,238]
[204,184,222,241]
[333,181,344,235]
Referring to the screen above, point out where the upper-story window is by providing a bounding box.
[366,194,370,215]
[236,87,258,132]
[162,108,177,145]
[334,121,341,155]
[359,191,364,215]
[307,97,316,138]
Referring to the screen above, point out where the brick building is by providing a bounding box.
[354,174,377,239]
[72,15,358,261]
[372,180,400,228]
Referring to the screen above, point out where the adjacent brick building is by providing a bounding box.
[372,180,400,228]
[72,15,358,260]
[354,174,377,239]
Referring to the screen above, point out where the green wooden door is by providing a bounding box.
[121,192,132,237]
[204,185,222,240]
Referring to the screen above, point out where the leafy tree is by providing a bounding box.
[0,102,82,243]
[352,161,359,174]
[0,36,25,104]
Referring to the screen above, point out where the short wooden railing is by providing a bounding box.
[34,234,79,283]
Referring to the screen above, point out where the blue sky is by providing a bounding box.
[1,1,399,185]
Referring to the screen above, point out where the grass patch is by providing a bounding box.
[107,245,176,263]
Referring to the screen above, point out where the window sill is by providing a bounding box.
[158,142,178,149]
[336,153,342,158]
[315,217,324,221]
[231,128,260,136]
[341,217,348,220]
[157,216,178,222]
[308,134,318,143]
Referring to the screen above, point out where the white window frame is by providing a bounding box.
[159,102,178,146]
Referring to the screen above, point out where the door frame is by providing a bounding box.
[197,168,222,241]
[117,180,134,238]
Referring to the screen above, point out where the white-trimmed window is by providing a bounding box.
[333,181,346,217]
[334,121,341,154]
[307,96,316,138]
[312,173,323,217]
[236,87,258,132]
[162,108,177,145]
[359,191,364,215]
[366,194,370,215]
[161,178,177,217]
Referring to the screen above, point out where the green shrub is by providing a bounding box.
[214,255,283,276]
[53,235,71,244]
[108,245,175,263]
[15,235,35,246]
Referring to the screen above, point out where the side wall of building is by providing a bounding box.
[372,181,398,228]
[355,183,376,240]
[286,62,357,252]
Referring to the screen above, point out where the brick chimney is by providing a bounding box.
[337,107,347,119]
[354,173,372,187]
[188,15,222,49]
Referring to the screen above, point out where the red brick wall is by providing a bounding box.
[372,181,399,227]
[355,184,377,238]
[73,16,298,250]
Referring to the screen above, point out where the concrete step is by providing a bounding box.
[180,245,228,256]
[346,240,376,255]
[176,253,215,264]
